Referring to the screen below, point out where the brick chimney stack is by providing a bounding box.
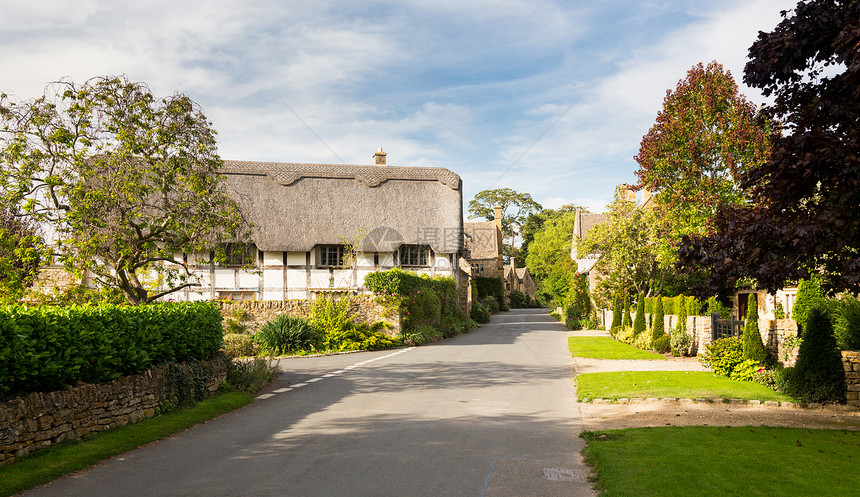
[373,147,387,165]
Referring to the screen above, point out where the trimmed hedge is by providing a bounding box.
[0,302,223,398]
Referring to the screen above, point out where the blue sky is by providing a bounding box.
[1,0,795,213]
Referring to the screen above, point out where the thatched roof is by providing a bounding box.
[574,211,606,240]
[222,160,463,253]
[464,221,500,259]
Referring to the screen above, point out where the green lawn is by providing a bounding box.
[576,371,795,402]
[0,391,254,497]
[568,336,667,360]
[581,426,860,496]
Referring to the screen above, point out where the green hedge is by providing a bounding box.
[365,268,464,332]
[0,302,223,398]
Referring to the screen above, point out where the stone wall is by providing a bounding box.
[843,351,860,408]
[219,295,401,336]
[0,356,227,466]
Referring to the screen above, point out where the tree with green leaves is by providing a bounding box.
[0,76,251,304]
[678,1,860,295]
[468,188,542,260]
[635,61,774,258]
[0,208,46,302]
[576,189,669,303]
[523,209,579,306]
[742,294,769,364]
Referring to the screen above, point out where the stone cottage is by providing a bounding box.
[463,206,504,278]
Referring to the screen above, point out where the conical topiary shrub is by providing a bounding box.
[622,295,632,328]
[652,296,665,341]
[611,294,622,331]
[633,294,646,336]
[793,277,826,336]
[742,293,769,364]
[789,306,846,403]
[672,297,691,356]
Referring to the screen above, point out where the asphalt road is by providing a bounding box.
[23,309,595,497]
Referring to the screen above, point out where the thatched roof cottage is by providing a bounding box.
[176,149,466,302]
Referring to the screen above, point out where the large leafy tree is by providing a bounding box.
[0,208,46,302]
[0,76,251,304]
[576,190,669,303]
[678,0,860,295]
[467,188,542,260]
[635,61,774,256]
[524,209,578,305]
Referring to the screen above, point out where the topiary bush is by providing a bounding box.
[254,314,317,355]
[742,294,770,364]
[632,295,646,337]
[611,294,622,331]
[622,295,632,328]
[784,306,847,403]
[792,277,826,335]
[652,296,665,342]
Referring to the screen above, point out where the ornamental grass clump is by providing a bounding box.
[253,314,317,355]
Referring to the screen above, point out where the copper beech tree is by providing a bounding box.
[678,0,860,296]
[0,76,251,304]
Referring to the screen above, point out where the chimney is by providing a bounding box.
[372,147,387,165]
[493,205,502,231]
[618,183,636,203]
[642,188,653,205]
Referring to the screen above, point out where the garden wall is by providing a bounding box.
[843,351,860,408]
[219,296,400,335]
[0,356,227,466]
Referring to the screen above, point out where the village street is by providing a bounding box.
[23,309,596,497]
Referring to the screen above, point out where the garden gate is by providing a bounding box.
[711,313,745,341]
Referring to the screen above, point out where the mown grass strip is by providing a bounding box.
[575,371,795,402]
[0,391,254,497]
[581,426,859,497]
[568,336,667,360]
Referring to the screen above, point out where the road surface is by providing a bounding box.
[24,308,594,496]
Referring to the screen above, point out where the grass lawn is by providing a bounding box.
[576,371,795,402]
[569,336,667,360]
[0,391,254,497]
[581,426,860,496]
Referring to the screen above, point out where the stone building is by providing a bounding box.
[503,258,536,300]
[463,206,504,278]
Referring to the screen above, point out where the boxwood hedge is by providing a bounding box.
[0,302,223,398]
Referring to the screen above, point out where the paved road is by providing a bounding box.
[24,309,594,497]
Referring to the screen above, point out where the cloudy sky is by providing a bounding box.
[1,0,795,213]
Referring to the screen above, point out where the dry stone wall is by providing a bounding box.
[0,357,227,465]
[219,296,401,335]
[843,351,860,408]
